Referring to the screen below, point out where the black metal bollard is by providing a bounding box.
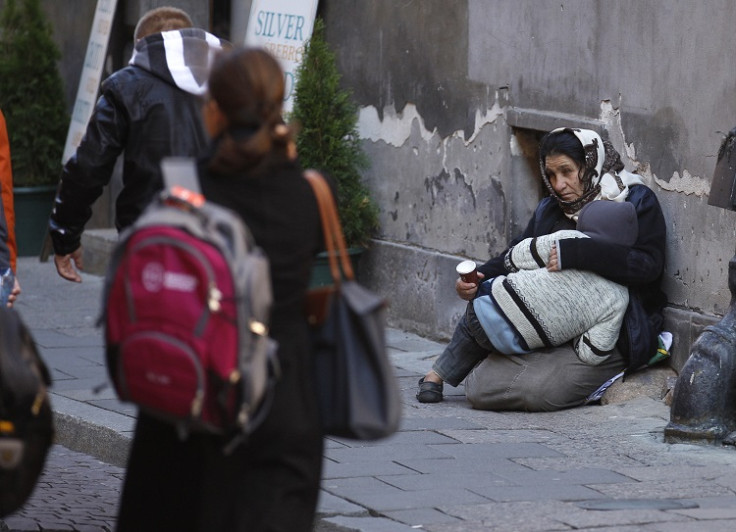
[665,128,736,445]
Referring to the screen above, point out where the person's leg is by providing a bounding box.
[433,303,495,386]
[199,428,323,532]
[464,343,626,412]
[198,337,323,532]
[116,413,205,532]
[418,303,493,402]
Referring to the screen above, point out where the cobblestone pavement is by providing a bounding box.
[5,257,736,531]
[0,445,123,532]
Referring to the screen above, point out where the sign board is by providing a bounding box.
[244,0,320,113]
[62,0,118,164]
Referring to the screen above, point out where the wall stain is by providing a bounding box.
[424,168,477,211]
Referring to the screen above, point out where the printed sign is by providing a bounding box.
[244,0,320,112]
[62,0,118,164]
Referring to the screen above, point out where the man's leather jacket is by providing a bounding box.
[49,29,224,255]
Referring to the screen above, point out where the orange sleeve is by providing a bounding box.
[0,110,16,272]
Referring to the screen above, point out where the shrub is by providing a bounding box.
[291,18,378,248]
[0,0,68,187]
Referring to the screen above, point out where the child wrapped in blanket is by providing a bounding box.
[472,199,637,365]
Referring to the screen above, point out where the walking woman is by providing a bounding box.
[116,48,324,531]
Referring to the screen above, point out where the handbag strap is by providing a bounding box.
[304,170,355,284]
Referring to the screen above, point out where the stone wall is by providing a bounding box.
[10,0,733,369]
[320,0,736,369]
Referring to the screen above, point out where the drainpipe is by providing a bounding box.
[664,128,736,445]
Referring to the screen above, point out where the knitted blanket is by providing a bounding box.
[487,230,628,365]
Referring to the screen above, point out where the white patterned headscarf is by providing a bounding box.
[539,128,644,217]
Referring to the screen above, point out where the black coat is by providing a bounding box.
[117,145,325,532]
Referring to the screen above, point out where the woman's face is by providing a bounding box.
[544,154,584,201]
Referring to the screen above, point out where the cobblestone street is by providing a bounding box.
[6,258,736,531]
[0,445,123,532]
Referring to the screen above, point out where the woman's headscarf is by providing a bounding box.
[539,128,644,217]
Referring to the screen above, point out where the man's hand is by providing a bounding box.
[54,246,84,283]
[456,272,484,301]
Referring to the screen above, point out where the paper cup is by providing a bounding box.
[456,260,479,284]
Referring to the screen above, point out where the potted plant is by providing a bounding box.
[0,0,68,256]
[290,18,379,285]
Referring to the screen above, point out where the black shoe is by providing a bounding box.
[416,377,443,403]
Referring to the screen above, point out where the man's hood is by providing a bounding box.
[129,28,227,96]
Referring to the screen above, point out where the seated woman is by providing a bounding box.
[417,127,667,411]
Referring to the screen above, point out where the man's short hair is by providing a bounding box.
[134,6,193,41]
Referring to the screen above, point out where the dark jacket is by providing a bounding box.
[49,29,224,255]
[197,146,324,528]
[478,184,667,370]
[116,141,325,531]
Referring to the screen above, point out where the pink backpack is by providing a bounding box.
[103,160,278,450]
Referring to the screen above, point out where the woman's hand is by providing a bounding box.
[547,243,560,272]
[456,272,484,301]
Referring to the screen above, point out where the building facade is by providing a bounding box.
[20,0,736,368]
[320,0,736,369]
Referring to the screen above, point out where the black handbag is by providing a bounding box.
[0,308,54,517]
[304,170,401,440]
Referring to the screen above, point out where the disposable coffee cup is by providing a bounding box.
[456,260,479,284]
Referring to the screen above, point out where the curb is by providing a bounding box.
[49,393,134,469]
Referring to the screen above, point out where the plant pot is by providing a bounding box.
[309,247,365,287]
[13,185,56,257]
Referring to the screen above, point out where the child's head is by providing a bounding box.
[577,200,638,247]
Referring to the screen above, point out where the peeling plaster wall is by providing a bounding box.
[326,1,736,357]
[358,102,526,259]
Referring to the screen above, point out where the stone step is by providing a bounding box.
[81,228,118,276]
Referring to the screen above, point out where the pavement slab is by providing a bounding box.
[3,256,736,531]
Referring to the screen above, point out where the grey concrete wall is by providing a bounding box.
[13,0,732,366]
[230,0,252,44]
[322,0,736,366]
[43,1,99,109]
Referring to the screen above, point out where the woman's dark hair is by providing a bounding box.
[539,130,585,168]
[207,47,293,174]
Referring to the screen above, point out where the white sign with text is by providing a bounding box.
[244,0,319,112]
[62,0,118,164]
